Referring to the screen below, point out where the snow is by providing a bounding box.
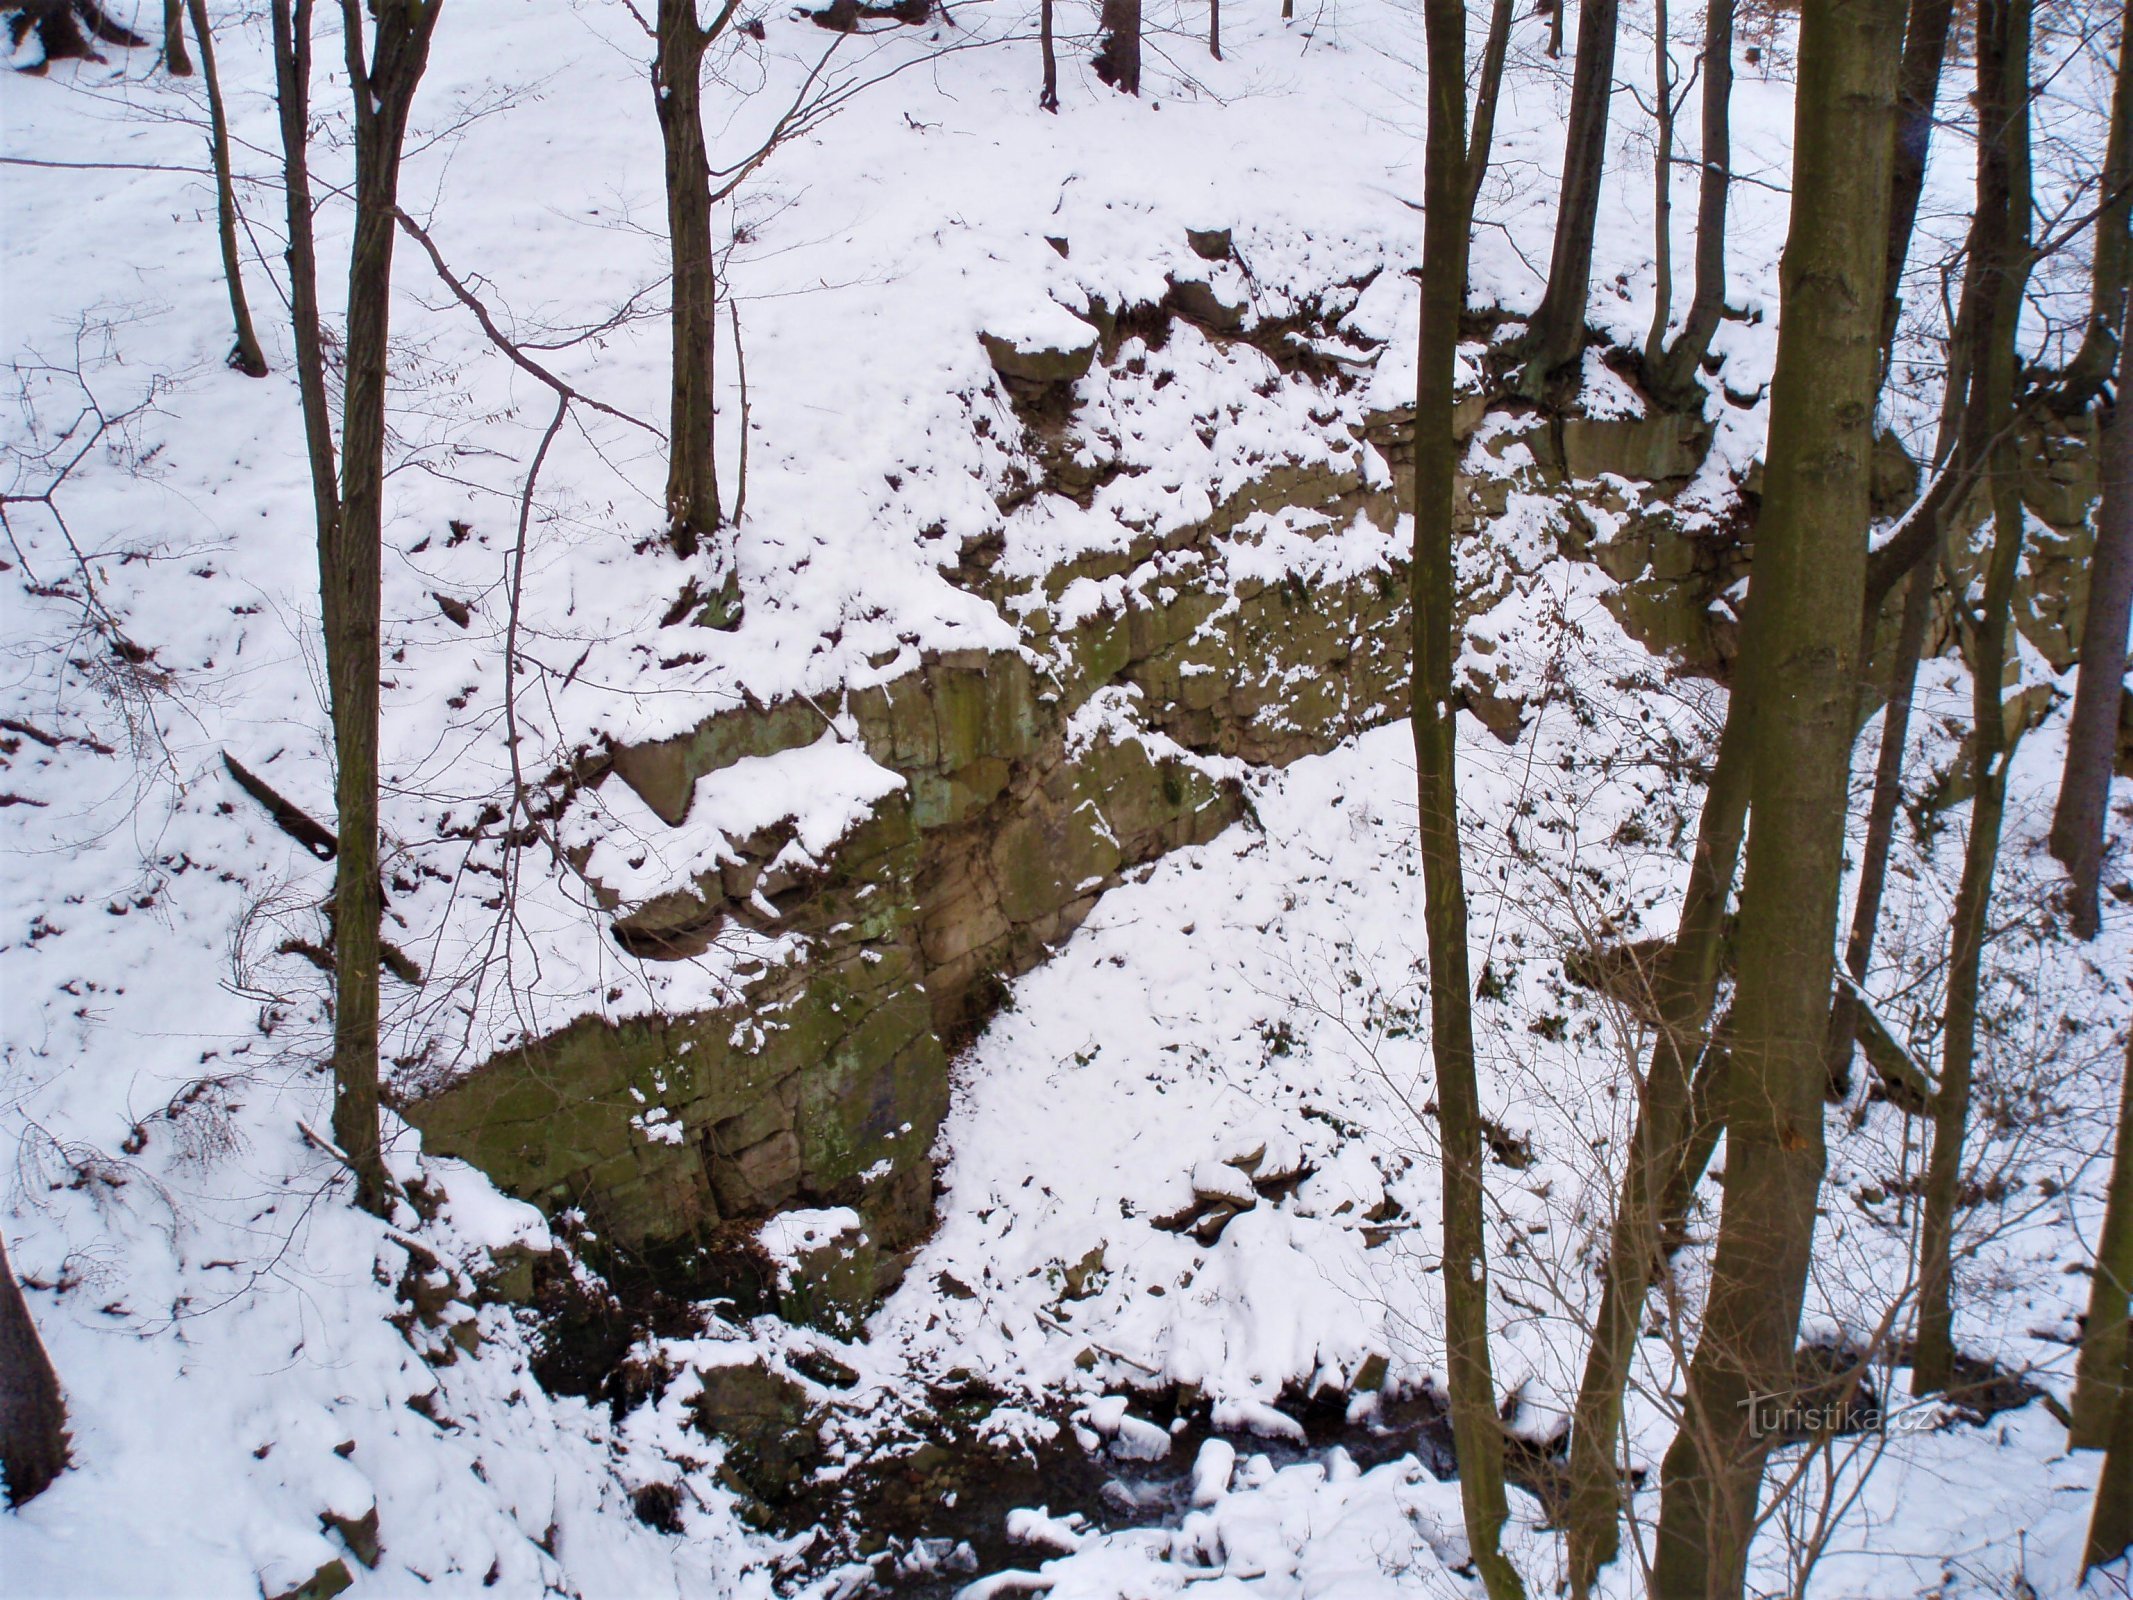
[1,0,2126,1594]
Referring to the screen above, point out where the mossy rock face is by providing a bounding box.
[691,1361,824,1503]
[421,353,2100,1300]
[793,983,943,1197]
[1561,411,1711,484]
[2019,411,2100,531]
[768,1216,880,1337]
[1166,273,1249,334]
[980,327,1098,387]
[608,695,823,825]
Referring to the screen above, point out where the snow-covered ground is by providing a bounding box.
[3,0,2128,1593]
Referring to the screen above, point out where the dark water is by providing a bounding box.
[789,1384,1465,1598]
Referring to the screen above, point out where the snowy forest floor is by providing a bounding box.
[2,0,2130,1594]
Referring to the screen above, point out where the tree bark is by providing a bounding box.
[1643,0,1675,372]
[2073,1031,2133,1448]
[1563,700,1752,1594]
[1876,0,1956,379]
[656,0,721,565]
[1415,3,1521,1594]
[163,0,189,72]
[1822,563,1934,1093]
[2050,313,2132,939]
[1517,0,1621,396]
[2057,12,2130,416]
[272,0,338,548]
[2089,1308,2133,1574]
[1209,0,1220,59]
[188,0,268,378]
[1645,0,1733,406]
[1094,0,1141,94]
[0,1232,66,1507]
[1912,0,2033,1398]
[321,0,439,1217]
[1040,0,1058,109]
[1824,286,1977,1095]
[1647,0,1904,1590]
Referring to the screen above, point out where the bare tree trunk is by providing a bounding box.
[2058,13,2130,415]
[0,1232,66,1508]
[1643,0,1675,372]
[162,0,189,72]
[2073,1031,2133,1448]
[1912,0,2033,1398]
[2090,1305,2133,1574]
[1416,2,1522,1594]
[1824,287,1977,1094]
[1517,0,1621,396]
[316,0,440,1217]
[271,0,338,547]
[1040,0,1058,109]
[1648,0,1905,1589]
[1548,0,1563,58]
[1209,0,1219,59]
[656,0,719,561]
[1822,565,1934,1089]
[188,0,267,378]
[2051,313,2133,938]
[1563,704,1752,1595]
[1094,0,1141,94]
[1876,0,1956,378]
[1644,0,1733,406]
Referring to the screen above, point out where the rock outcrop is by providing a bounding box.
[405,262,2114,1310]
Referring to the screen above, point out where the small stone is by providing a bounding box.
[1186,226,1232,261]
[320,1506,381,1570]
[268,1559,352,1600]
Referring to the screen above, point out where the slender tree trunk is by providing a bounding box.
[1548,0,1563,58]
[1416,2,1521,1592]
[1518,0,1621,396]
[162,0,190,71]
[2058,13,2131,415]
[1662,1019,1733,1234]
[1040,0,1058,109]
[188,0,267,378]
[2090,1319,2133,1574]
[272,0,338,547]
[1822,565,1934,1090]
[1876,0,1956,378]
[2051,318,2133,938]
[656,0,722,568]
[319,0,439,1217]
[1209,0,1219,59]
[1094,0,1141,94]
[1910,486,2024,1392]
[1563,700,1752,1596]
[0,1232,66,1508]
[1913,0,2033,1398]
[1648,0,1905,1589]
[1644,0,1675,371]
[1645,0,1733,405]
[1824,292,1977,1093]
[2073,1031,2133,1448]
